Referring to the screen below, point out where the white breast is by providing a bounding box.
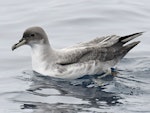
[31,44,55,75]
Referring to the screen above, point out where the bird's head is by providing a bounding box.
[12,26,49,51]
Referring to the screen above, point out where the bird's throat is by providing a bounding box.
[31,44,54,73]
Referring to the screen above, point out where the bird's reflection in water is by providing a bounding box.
[17,71,121,113]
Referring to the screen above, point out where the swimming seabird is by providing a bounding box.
[12,27,142,79]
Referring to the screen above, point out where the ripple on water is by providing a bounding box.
[1,0,150,113]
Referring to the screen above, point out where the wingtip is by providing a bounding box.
[135,41,141,45]
[131,31,144,37]
[121,32,143,44]
[137,31,145,35]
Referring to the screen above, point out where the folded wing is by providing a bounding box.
[57,32,143,65]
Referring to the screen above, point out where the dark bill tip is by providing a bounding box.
[12,44,17,51]
[11,39,26,51]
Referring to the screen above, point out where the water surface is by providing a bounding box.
[0,0,150,113]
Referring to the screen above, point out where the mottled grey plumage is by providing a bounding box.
[12,27,142,79]
[57,33,141,65]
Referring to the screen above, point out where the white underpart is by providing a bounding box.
[31,44,54,75]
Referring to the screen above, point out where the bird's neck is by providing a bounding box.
[31,43,52,56]
[31,43,55,73]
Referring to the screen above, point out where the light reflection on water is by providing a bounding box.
[0,0,150,113]
[12,71,121,113]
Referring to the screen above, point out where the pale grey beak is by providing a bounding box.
[12,39,26,51]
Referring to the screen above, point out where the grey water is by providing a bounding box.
[0,0,150,113]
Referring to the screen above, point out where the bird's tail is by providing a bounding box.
[116,32,143,59]
[119,41,140,59]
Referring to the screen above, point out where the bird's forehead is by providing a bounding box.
[23,27,44,36]
[23,30,33,37]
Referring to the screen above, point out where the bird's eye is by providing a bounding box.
[31,34,35,37]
